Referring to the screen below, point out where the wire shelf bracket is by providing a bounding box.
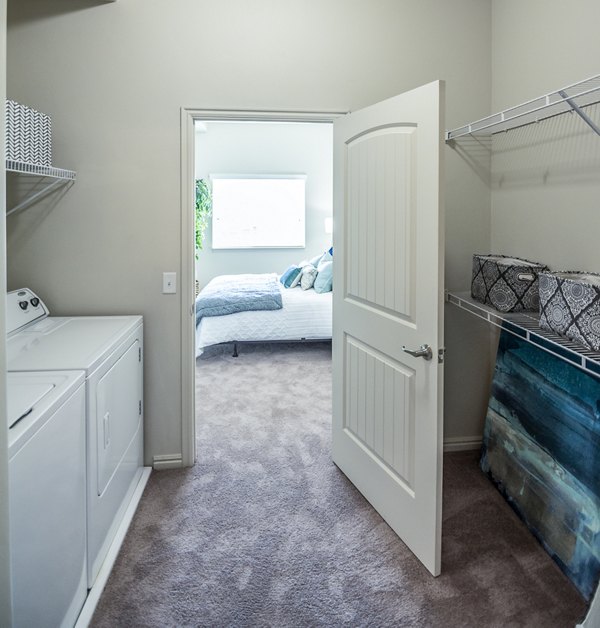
[445,74,600,141]
[6,159,77,217]
[446,291,600,378]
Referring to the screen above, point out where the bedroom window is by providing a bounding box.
[210,174,306,249]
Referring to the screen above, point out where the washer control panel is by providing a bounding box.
[6,288,49,336]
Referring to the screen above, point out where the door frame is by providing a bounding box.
[180,108,345,466]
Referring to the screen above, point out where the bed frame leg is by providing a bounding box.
[232,342,238,358]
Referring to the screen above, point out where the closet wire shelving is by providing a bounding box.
[446,292,600,378]
[445,74,600,377]
[445,74,600,140]
[6,160,77,217]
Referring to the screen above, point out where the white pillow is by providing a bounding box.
[300,265,318,290]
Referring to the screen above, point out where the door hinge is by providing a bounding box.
[139,347,142,362]
[438,347,446,364]
[139,400,142,416]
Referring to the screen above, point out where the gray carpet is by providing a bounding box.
[91,342,588,627]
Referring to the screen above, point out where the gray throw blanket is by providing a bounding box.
[195,273,283,326]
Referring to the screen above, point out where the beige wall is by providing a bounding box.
[491,0,600,272]
[6,0,493,463]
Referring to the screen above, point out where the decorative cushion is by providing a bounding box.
[280,265,302,289]
[289,269,303,288]
[314,260,333,293]
[319,251,333,265]
[300,265,318,290]
[309,252,325,268]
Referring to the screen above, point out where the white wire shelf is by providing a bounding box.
[6,159,76,216]
[446,74,600,141]
[446,291,600,378]
[6,159,76,180]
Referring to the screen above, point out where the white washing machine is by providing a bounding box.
[7,288,145,589]
[8,369,87,628]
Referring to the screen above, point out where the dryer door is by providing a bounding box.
[96,339,142,496]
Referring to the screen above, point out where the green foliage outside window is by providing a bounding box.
[195,179,212,259]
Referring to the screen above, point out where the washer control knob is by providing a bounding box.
[19,301,28,311]
[30,297,40,307]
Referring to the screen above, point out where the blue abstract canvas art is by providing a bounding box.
[481,330,600,600]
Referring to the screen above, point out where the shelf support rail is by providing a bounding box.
[6,177,74,217]
[558,89,600,137]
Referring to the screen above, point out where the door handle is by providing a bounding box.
[402,344,433,361]
[103,411,111,449]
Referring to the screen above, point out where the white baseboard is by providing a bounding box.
[153,453,183,470]
[75,466,152,628]
[443,436,482,452]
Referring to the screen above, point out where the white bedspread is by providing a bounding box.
[196,284,332,356]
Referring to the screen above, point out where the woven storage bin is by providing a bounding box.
[5,99,52,166]
[539,271,600,351]
[471,254,548,313]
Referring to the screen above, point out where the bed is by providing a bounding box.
[195,273,332,357]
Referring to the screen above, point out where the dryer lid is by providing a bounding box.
[8,315,142,374]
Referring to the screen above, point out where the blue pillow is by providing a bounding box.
[280,265,302,288]
[328,246,333,257]
[314,259,333,293]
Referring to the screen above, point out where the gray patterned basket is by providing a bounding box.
[5,99,52,166]
[539,271,600,351]
[471,254,549,313]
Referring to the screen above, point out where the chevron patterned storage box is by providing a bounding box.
[539,271,600,351]
[471,254,548,313]
[5,99,52,166]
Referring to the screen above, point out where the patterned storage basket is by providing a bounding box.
[539,271,600,351]
[471,254,548,313]
[5,99,52,166]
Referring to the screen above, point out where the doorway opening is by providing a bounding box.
[180,109,342,468]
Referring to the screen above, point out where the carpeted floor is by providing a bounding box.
[91,342,588,627]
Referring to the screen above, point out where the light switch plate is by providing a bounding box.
[162,272,177,294]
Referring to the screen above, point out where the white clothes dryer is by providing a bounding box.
[8,369,87,628]
[7,288,145,589]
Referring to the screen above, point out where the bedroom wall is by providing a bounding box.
[6,0,493,464]
[194,121,333,289]
[490,0,600,273]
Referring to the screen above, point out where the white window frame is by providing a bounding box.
[209,173,307,250]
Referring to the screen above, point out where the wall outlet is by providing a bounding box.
[162,272,177,294]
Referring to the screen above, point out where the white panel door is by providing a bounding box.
[332,80,445,575]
